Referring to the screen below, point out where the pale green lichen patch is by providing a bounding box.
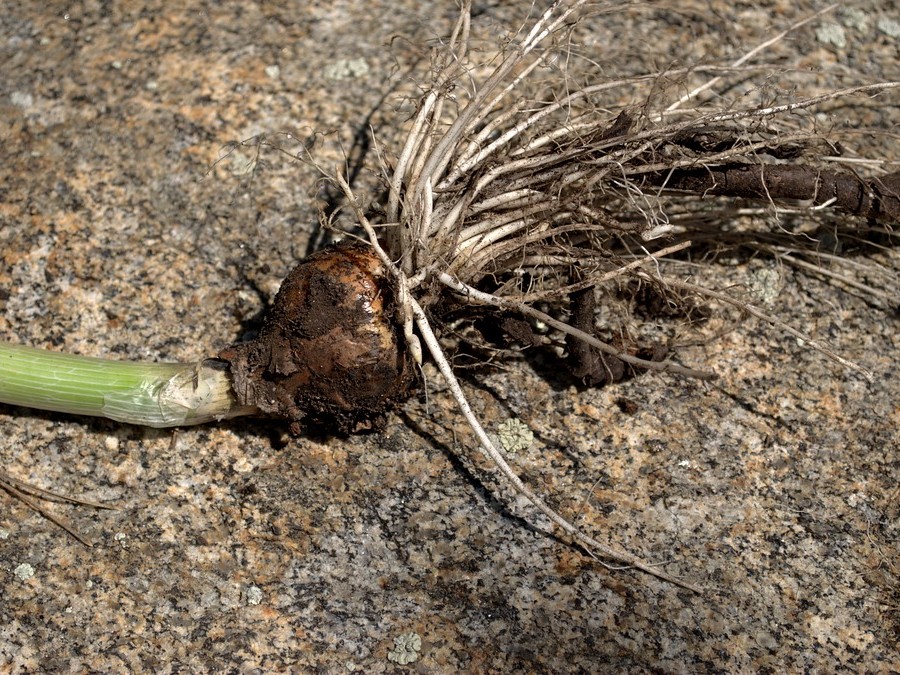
[387,631,421,665]
[877,17,900,38]
[323,58,370,81]
[13,563,34,581]
[747,262,784,306]
[497,418,534,454]
[816,23,847,49]
[246,585,263,606]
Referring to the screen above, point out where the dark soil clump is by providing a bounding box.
[219,242,414,433]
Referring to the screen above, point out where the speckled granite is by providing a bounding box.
[1,1,898,672]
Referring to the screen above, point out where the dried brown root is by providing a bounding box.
[649,165,900,224]
[0,470,115,546]
[566,286,627,386]
[436,272,714,381]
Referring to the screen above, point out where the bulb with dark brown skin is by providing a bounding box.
[219,241,415,434]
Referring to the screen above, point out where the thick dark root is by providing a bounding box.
[219,242,414,433]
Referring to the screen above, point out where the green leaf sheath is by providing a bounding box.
[0,343,256,427]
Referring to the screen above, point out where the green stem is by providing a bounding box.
[0,343,258,428]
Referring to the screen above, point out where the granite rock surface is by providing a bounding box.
[1,1,898,672]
